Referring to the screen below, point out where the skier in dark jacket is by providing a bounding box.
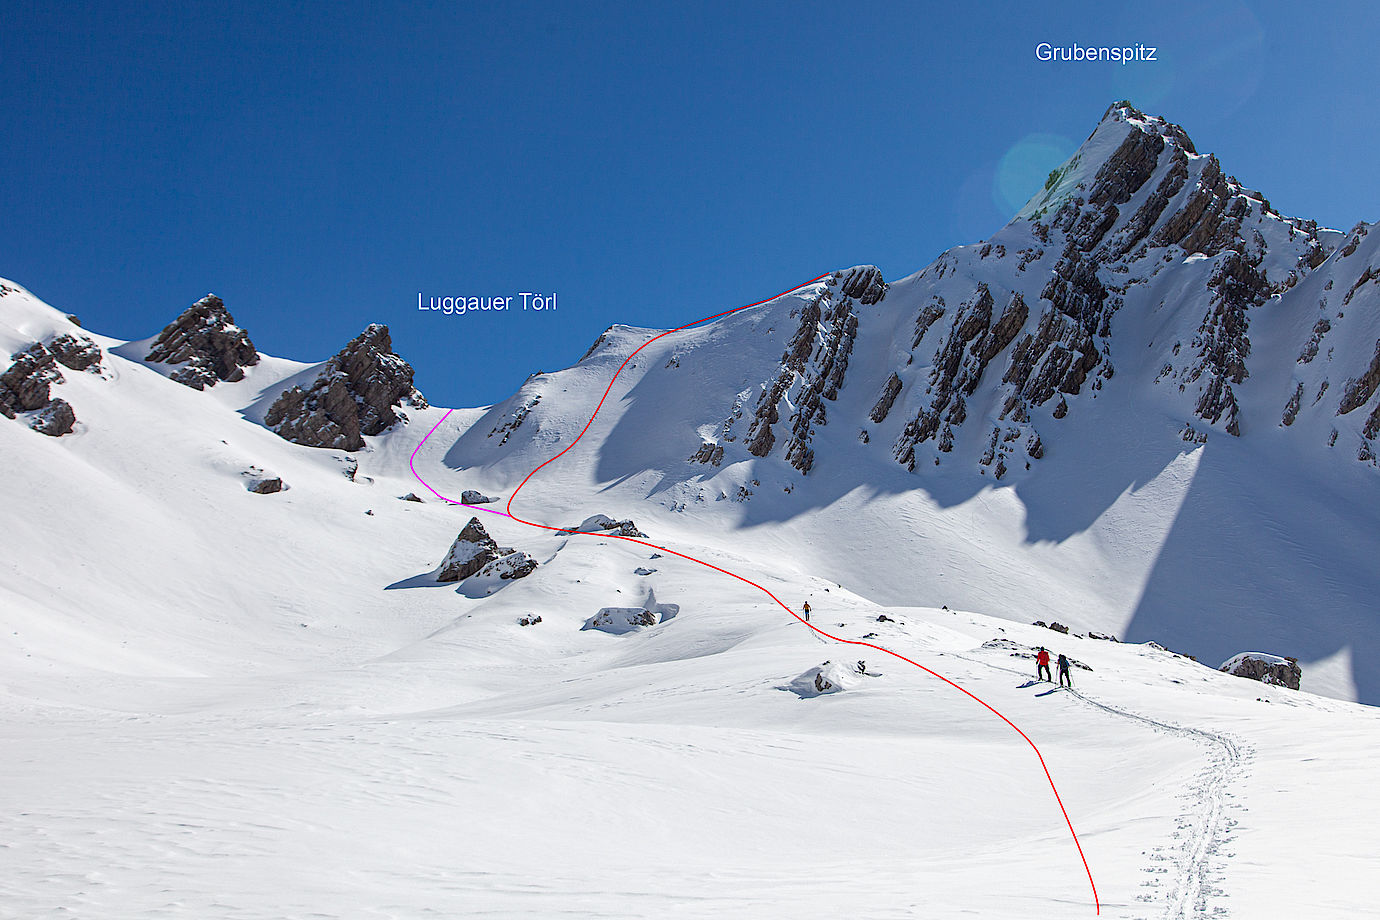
[1036,648,1051,682]
[1057,653,1072,688]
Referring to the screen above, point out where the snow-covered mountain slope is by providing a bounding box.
[4,102,1380,919]
[428,104,1380,704]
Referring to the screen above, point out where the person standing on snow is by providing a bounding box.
[1036,647,1052,682]
[1057,653,1073,688]
[802,602,811,623]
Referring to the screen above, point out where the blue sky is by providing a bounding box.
[3,0,1375,408]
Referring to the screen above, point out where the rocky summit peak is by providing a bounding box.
[145,294,260,390]
[1096,101,1197,155]
[264,322,427,451]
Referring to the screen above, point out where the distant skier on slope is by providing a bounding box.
[1057,653,1072,688]
[801,602,811,623]
[1036,647,1052,682]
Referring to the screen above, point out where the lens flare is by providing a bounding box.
[994,133,1075,216]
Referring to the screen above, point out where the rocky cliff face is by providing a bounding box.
[145,295,260,390]
[701,266,882,474]
[688,102,1374,482]
[265,324,427,451]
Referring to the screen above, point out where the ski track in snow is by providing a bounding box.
[410,276,1108,914]
[1070,690,1247,919]
[953,646,1247,919]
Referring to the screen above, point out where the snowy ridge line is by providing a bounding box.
[409,274,1102,914]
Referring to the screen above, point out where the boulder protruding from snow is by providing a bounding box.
[1219,652,1302,690]
[582,588,678,634]
[264,323,427,451]
[461,490,497,505]
[566,513,647,538]
[145,294,260,390]
[474,551,538,582]
[247,476,285,494]
[29,397,76,436]
[786,660,872,697]
[437,517,501,582]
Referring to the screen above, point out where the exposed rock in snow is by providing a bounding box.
[0,342,64,417]
[689,441,724,466]
[517,615,542,626]
[145,294,260,390]
[474,551,538,582]
[399,492,424,502]
[246,477,284,494]
[734,268,876,473]
[786,660,870,697]
[582,588,678,634]
[869,372,903,423]
[47,334,102,372]
[29,397,75,436]
[437,517,501,582]
[566,514,647,538]
[838,264,888,304]
[1220,652,1302,690]
[460,490,496,505]
[634,567,656,575]
[264,324,427,451]
[980,638,1093,671]
[1,341,79,436]
[1337,340,1380,417]
[487,395,539,445]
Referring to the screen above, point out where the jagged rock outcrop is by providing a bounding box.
[838,265,888,304]
[437,517,502,582]
[1220,653,1302,690]
[894,285,1030,470]
[730,268,878,473]
[1337,340,1380,416]
[1,341,79,436]
[869,373,903,423]
[1186,253,1267,436]
[689,441,724,466]
[47,334,102,372]
[265,324,427,451]
[145,294,259,389]
[0,342,63,418]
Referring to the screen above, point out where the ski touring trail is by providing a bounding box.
[411,275,1105,913]
[944,646,1249,918]
[1070,690,1249,919]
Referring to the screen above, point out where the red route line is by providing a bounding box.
[410,274,1100,914]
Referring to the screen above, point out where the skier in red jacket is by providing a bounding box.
[1036,647,1052,682]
